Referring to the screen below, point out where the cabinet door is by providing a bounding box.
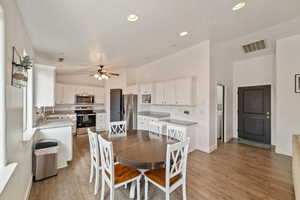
[96,114,106,131]
[175,78,191,105]
[63,85,76,104]
[164,81,175,105]
[140,84,152,94]
[34,64,56,107]
[55,83,64,104]
[155,82,165,104]
[94,87,105,104]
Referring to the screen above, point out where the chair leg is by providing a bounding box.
[136,178,140,200]
[89,163,94,183]
[165,191,170,200]
[182,183,187,200]
[110,185,114,200]
[100,176,105,200]
[94,168,100,195]
[144,179,148,200]
[129,182,136,199]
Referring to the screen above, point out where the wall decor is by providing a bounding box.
[11,47,33,88]
[295,74,300,93]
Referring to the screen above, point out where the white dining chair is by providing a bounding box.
[167,125,186,141]
[148,121,163,135]
[87,128,101,195]
[98,134,142,200]
[144,138,190,200]
[109,121,127,137]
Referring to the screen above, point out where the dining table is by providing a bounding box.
[97,129,178,199]
[99,129,178,169]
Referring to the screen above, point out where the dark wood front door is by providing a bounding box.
[238,85,271,144]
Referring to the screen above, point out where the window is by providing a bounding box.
[22,59,33,138]
[0,4,5,168]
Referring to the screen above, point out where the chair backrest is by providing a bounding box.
[88,128,100,166]
[98,134,114,185]
[109,121,127,137]
[148,121,163,135]
[167,125,186,141]
[165,138,190,188]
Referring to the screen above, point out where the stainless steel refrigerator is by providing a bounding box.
[122,94,138,130]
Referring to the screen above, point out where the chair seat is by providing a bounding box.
[110,164,141,185]
[144,168,182,187]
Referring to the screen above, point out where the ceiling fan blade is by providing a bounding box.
[107,72,120,76]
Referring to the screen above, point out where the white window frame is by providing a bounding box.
[22,58,34,141]
[0,3,5,169]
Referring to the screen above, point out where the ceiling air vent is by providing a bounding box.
[242,40,266,53]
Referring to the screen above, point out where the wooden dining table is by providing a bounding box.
[98,129,178,169]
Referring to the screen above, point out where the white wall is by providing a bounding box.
[275,35,300,156]
[232,55,276,144]
[135,41,211,152]
[209,43,234,151]
[0,0,34,199]
[56,74,105,87]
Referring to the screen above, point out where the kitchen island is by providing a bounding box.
[36,119,73,169]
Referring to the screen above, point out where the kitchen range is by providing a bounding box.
[75,106,96,135]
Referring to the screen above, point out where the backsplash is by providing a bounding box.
[53,104,105,111]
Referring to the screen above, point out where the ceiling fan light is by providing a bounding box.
[94,74,99,78]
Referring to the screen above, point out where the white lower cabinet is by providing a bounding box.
[37,126,73,169]
[137,115,168,134]
[96,113,107,131]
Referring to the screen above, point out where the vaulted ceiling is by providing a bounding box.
[16,0,300,70]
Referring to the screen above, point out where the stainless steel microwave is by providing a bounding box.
[75,95,95,104]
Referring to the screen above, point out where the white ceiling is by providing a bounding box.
[16,0,300,71]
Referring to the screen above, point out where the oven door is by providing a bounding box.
[76,114,96,135]
[77,114,96,128]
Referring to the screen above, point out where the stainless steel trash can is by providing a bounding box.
[33,139,59,181]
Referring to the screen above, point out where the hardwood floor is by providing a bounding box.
[29,135,294,200]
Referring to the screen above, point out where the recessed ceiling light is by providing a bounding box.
[232,2,246,11]
[179,31,188,37]
[127,14,139,22]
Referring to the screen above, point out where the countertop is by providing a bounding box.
[46,111,76,116]
[37,119,73,130]
[46,109,106,116]
[161,119,198,127]
[93,110,106,114]
[138,111,170,119]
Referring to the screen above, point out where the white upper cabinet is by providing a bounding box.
[174,78,194,105]
[140,83,153,94]
[155,82,165,104]
[164,81,176,105]
[55,83,64,104]
[154,81,175,105]
[63,85,76,104]
[94,87,105,104]
[34,64,56,107]
[153,77,196,106]
[55,83,105,105]
[125,85,138,95]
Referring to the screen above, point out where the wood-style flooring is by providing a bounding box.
[29,136,295,200]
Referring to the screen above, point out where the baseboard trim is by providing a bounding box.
[209,144,217,153]
[24,174,33,200]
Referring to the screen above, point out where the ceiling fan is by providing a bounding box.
[91,64,120,80]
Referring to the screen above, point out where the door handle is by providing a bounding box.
[266,112,270,115]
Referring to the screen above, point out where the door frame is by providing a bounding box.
[234,84,274,145]
[215,84,227,149]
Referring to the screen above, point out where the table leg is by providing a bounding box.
[129,182,136,199]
